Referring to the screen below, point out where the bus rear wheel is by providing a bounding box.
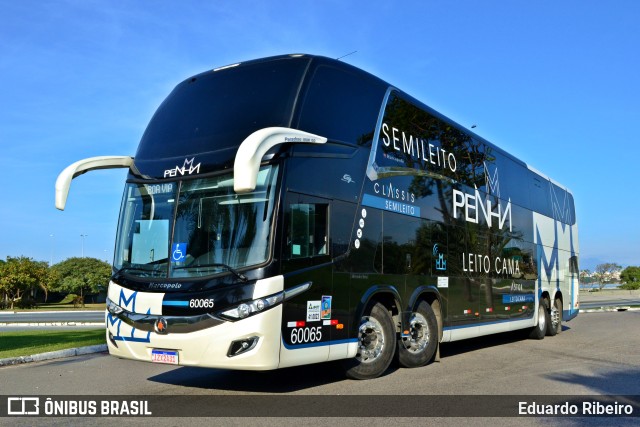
[343,302,395,380]
[529,299,550,340]
[398,300,438,368]
[547,298,562,336]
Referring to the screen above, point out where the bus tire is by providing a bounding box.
[343,302,395,380]
[529,299,550,340]
[547,297,562,336]
[398,300,438,368]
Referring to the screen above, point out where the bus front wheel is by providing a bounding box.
[343,302,395,380]
[398,300,438,368]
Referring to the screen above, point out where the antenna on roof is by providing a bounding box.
[336,51,358,61]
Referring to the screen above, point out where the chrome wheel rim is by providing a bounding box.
[550,304,560,329]
[403,312,430,352]
[356,316,385,363]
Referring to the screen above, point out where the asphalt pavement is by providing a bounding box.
[0,289,638,367]
[2,310,639,426]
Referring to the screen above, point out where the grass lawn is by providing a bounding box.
[0,329,105,359]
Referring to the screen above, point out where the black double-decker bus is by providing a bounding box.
[56,54,579,379]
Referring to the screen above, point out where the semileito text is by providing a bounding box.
[381,123,457,173]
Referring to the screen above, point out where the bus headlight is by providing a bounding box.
[106,298,124,315]
[219,292,283,321]
[237,304,250,319]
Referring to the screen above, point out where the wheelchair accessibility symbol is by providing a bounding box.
[171,243,187,262]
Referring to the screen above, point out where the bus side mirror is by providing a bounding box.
[233,127,326,193]
[55,156,134,210]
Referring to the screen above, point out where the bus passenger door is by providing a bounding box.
[279,193,333,368]
[441,224,481,336]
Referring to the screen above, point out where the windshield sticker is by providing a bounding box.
[306,301,321,322]
[171,243,187,263]
[321,296,332,319]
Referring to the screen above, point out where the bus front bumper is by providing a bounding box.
[105,303,283,370]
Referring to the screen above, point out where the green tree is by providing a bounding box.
[579,269,594,284]
[594,263,622,290]
[620,266,640,290]
[0,256,54,309]
[51,257,111,307]
[0,259,5,308]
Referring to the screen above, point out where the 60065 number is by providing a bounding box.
[189,299,215,308]
[290,326,322,344]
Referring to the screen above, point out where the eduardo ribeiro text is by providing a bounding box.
[519,400,634,416]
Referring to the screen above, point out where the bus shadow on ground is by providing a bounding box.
[147,327,570,392]
[546,367,640,395]
[440,326,572,358]
[146,360,377,392]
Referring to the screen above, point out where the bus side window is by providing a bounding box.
[569,255,579,275]
[289,203,329,258]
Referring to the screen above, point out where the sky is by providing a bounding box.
[0,0,638,271]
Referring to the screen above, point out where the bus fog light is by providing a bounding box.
[227,336,259,357]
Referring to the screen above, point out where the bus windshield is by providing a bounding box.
[114,165,279,279]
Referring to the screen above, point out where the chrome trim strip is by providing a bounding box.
[106,298,224,334]
[284,281,312,300]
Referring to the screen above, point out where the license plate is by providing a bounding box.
[151,349,179,365]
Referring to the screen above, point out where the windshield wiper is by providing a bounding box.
[113,266,166,278]
[173,262,248,282]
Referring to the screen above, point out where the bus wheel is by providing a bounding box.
[343,302,395,380]
[528,299,550,340]
[547,298,562,336]
[398,300,438,368]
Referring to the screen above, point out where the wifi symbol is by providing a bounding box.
[432,244,439,256]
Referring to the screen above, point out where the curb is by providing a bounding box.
[580,307,640,313]
[0,344,108,367]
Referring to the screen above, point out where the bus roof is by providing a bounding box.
[131,53,558,192]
